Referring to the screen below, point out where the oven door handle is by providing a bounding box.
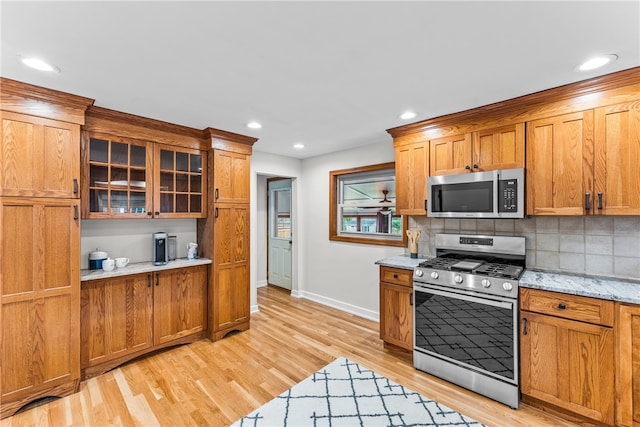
[415,285,514,310]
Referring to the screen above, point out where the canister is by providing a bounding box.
[89,250,108,270]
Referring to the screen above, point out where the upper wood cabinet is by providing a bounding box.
[213,149,250,203]
[617,303,640,427]
[527,101,640,216]
[1,111,80,198]
[430,123,524,176]
[395,138,428,215]
[81,107,208,219]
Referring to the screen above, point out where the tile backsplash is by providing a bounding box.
[408,216,640,280]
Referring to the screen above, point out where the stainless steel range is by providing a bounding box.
[413,233,525,409]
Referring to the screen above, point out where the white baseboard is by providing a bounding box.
[256,280,268,288]
[251,304,260,314]
[294,290,379,323]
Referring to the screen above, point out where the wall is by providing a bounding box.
[80,219,197,269]
[250,151,303,311]
[298,141,400,321]
[409,216,640,280]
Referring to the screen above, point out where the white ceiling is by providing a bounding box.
[1,1,639,159]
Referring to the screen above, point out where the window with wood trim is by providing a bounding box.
[329,162,407,247]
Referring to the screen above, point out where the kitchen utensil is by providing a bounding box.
[102,258,115,272]
[115,257,129,268]
[89,250,108,270]
[187,242,198,260]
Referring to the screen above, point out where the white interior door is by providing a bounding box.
[268,179,292,290]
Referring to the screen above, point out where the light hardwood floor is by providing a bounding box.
[2,285,577,426]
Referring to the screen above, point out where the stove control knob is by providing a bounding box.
[481,279,491,288]
[430,271,439,280]
[454,274,463,284]
[502,282,514,291]
[415,269,423,277]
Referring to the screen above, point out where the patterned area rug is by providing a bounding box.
[232,357,485,427]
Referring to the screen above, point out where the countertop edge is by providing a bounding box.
[81,258,212,282]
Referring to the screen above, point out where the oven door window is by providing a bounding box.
[431,181,493,213]
[414,287,515,381]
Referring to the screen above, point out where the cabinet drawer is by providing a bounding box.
[380,266,413,287]
[520,288,614,326]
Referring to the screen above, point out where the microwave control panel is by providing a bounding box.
[498,178,518,212]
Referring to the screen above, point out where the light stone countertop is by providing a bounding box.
[520,270,640,305]
[376,255,640,305]
[81,258,212,282]
[375,254,431,270]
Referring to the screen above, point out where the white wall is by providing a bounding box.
[81,219,197,269]
[297,141,401,321]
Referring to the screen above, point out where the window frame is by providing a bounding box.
[329,162,408,247]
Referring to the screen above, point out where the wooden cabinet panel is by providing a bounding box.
[520,291,615,425]
[594,101,640,215]
[526,111,594,216]
[521,288,614,326]
[80,274,153,367]
[154,144,207,218]
[472,123,524,171]
[153,266,207,345]
[213,150,250,203]
[1,111,80,198]
[379,282,413,350]
[83,134,206,218]
[379,266,413,287]
[430,132,473,176]
[395,141,428,215]
[212,204,250,338]
[618,304,640,427]
[0,198,80,417]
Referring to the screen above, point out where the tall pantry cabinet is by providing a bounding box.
[0,78,93,418]
[198,129,256,341]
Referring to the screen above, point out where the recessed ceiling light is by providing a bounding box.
[400,111,416,120]
[20,57,60,72]
[578,54,618,71]
[246,121,262,129]
[293,143,305,149]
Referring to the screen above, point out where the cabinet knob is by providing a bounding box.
[558,303,567,310]
[393,274,398,279]
[465,165,471,171]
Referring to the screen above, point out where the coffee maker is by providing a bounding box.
[153,232,168,265]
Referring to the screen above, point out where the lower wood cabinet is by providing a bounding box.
[80,265,207,378]
[520,288,615,425]
[617,304,640,427]
[379,266,413,351]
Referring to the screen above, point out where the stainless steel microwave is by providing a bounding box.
[427,168,525,218]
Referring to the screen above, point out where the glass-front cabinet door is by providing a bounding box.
[154,144,206,218]
[85,134,152,218]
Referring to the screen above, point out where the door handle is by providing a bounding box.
[409,293,413,306]
[522,318,528,336]
[147,274,152,288]
[585,193,591,211]
[73,178,78,194]
[215,207,219,218]
[155,273,159,286]
[73,205,79,220]
[215,188,219,200]
[597,192,603,210]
